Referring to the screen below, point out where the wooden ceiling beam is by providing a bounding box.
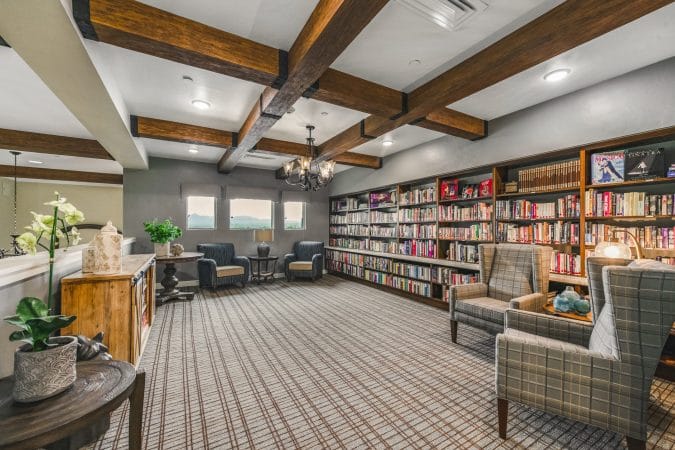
[333,152,382,169]
[217,0,389,173]
[412,109,487,141]
[0,128,112,159]
[318,0,670,161]
[130,116,234,148]
[0,165,122,184]
[74,0,284,87]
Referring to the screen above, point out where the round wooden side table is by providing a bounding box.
[155,252,203,304]
[542,303,592,322]
[0,360,145,450]
[248,255,279,284]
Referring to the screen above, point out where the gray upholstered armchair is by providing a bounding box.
[284,241,324,281]
[197,243,250,288]
[449,243,551,343]
[496,258,675,449]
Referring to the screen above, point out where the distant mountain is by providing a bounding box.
[230,216,272,230]
[187,214,214,229]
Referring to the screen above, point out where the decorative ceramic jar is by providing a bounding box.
[13,336,78,403]
[154,242,170,257]
[82,244,98,273]
[93,221,123,274]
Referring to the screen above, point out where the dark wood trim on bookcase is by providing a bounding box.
[0,165,122,184]
[329,271,449,311]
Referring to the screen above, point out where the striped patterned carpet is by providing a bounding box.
[90,276,675,449]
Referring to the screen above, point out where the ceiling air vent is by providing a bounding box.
[397,0,489,30]
[244,153,277,161]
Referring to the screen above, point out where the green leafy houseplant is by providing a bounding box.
[5,298,76,352]
[143,218,183,244]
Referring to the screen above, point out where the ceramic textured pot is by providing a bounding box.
[13,336,78,403]
[155,242,170,257]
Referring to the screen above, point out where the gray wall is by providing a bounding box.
[123,158,329,278]
[330,57,675,195]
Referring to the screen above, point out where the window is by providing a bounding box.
[284,202,306,230]
[186,196,216,230]
[230,199,273,230]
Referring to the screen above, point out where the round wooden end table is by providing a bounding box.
[248,255,279,284]
[0,360,145,450]
[155,252,203,304]
[542,303,592,322]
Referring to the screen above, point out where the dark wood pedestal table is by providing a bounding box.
[155,252,203,305]
[249,255,279,284]
[0,360,145,450]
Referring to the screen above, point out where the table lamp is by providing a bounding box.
[254,229,273,257]
[594,228,643,259]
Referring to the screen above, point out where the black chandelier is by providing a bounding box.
[0,151,26,259]
[280,125,335,191]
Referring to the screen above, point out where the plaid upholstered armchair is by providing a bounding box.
[496,258,675,449]
[284,241,324,281]
[197,243,250,288]
[449,244,551,343]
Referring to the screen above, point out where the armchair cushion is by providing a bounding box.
[289,261,313,271]
[454,297,510,324]
[217,265,245,277]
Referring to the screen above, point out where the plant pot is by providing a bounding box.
[13,336,78,403]
[154,242,170,257]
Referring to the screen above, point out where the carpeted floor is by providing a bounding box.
[90,276,675,449]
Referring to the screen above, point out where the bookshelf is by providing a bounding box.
[328,130,675,307]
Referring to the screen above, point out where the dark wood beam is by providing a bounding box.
[0,165,122,184]
[0,128,112,159]
[74,0,284,87]
[255,138,308,158]
[333,152,382,169]
[217,0,389,173]
[318,0,669,160]
[413,109,487,141]
[130,116,234,148]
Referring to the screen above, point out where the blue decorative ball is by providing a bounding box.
[553,295,571,313]
[574,298,591,315]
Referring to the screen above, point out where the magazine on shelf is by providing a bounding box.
[624,148,665,180]
[591,150,625,184]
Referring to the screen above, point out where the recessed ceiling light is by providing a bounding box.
[321,111,328,116]
[191,99,211,110]
[182,75,194,83]
[543,68,571,82]
[382,139,394,147]
[28,160,43,164]
[188,147,199,154]
[408,59,421,66]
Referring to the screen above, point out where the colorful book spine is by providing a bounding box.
[398,223,437,239]
[439,202,493,221]
[398,206,437,223]
[517,159,580,192]
[585,190,674,217]
[398,239,437,258]
[438,224,492,241]
[399,186,436,205]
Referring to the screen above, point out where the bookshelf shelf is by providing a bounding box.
[439,219,493,223]
[370,204,398,210]
[399,201,437,207]
[496,186,580,198]
[439,238,493,243]
[438,196,492,204]
[496,218,580,222]
[587,177,673,189]
[585,215,674,221]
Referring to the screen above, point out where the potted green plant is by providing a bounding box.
[3,192,85,402]
[143,218,183,257]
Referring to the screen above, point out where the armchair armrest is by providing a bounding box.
[232,256,251,281]
[448,282,488,301]
[197,258,217,288]
[284,253,297,276]
[504,309,593,347]
[509,292,547,312]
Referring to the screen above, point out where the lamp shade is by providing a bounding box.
[595,240,632,259]
[254,229,273,243]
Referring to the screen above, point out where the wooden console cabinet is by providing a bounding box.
[61,254,156,365]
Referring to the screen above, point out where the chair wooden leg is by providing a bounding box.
[450,319,458,343]
[497,398,508,439]
[625,437,646,450]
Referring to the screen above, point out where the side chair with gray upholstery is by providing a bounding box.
[197,243,250,289]
[448,243,552,343]
[284,241,324,281]
[496,258,675,449]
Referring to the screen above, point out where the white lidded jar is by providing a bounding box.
[93,220,123,274]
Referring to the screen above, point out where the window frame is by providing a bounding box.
[186,195,217,230]
[283,201,306,231]
[228,198,275,230]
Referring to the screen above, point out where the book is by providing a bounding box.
[440,179,459,200]
[624,148,665,180]
[591,150,625,184]
[479,178,493,197]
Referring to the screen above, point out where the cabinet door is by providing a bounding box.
[131,274,146,365]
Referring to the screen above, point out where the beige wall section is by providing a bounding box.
[0,179,123,246]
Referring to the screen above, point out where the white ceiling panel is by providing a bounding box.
[350,125,444,158]
[87,43,265,131]
[332,0,560,91]
[141,138,225,164]
[0,47,91,138]
[138,0,319,51]
[267,98,368,145]
[0,149,122,174]
[449,3,675,120]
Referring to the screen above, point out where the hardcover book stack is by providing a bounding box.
[517,159,580,192]
[439,202,492,221]
[398,240,437,258]
[586,224,675,249]
[439,223,492,241]
[585,190,674,217]
[399,186,436,205]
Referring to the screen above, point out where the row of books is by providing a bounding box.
[399,240,437,258]
[585,190,674,217]
[440,179,492,201]
[551,251,582,275]
[364,270,432,297]
[369,240,397,254]
[370,211,397,223]
[325,250,433,281]
[326,259,363,278]
[516,159,580,192]
[370,225,397,238]
[328,237,367,250]
[370,190,397,208]
[434,267,479,286]
[330,199,348,212]
[585,224,675,249]
[329,211,368,224]
[444,242,479,263]
[439,203,493,221]
[495,195,580,220]
[439,224,493,241]
[399,207,437,223]
[329,225,369,236]
[399,224,436,239]
[496,222,581,245]
[399,186,436,205]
